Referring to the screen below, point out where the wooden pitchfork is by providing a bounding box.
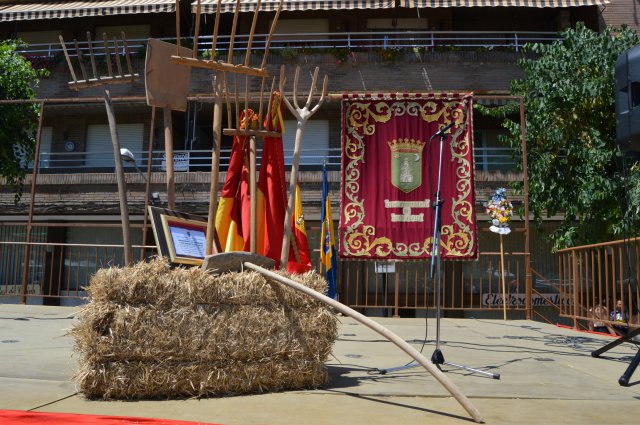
[278,65,328,268]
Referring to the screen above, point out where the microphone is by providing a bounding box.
[430,122,455,140]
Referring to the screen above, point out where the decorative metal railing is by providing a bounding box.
[557,237,640,331]
[31,146,517,172]
[18,30,560,59]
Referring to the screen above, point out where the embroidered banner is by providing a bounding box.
[340,93,477,260]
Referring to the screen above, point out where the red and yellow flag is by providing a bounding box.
[256,93,287,265]
[286,184,312,274]
[215,109,257,252]
[256,92,311,273]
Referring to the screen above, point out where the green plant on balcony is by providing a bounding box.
[271,47,299,60]
[328,47,351,64]
[379,47,402,62]
[434,45,462,53]
[201,49,220,60]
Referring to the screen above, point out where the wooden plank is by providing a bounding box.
[222,129,281,138]
[68,74,139,90]
[170,56,269,78]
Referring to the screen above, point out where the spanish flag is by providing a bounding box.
[215,110,256,252]
[286,184,312,274]
[256,92,287,265]
[320,162,338,299]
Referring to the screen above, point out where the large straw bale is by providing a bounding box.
[72,257,338,400]
[76,358,328,400]
[87,257,327,309]
[71,303,335,363]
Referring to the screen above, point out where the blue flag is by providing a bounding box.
[320,163,338,300]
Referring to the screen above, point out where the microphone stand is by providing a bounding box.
[374,126,499,379]
[429,129,500,379]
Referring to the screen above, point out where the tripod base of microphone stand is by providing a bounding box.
[431,349,501,379]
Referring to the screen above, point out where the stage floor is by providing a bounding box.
[1,304,638,424]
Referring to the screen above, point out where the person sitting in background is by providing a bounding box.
[589,298,612,334]
[610,299,630,336]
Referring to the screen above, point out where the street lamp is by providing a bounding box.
[120,148,160,261]
[120,148,159,203]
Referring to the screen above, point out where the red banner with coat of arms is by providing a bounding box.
[340,93,477,261]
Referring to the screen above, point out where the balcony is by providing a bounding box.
[19,30,559,62]
[30,146,517,173]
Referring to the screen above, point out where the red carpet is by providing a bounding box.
[0,410,221,424]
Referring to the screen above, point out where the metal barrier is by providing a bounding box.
[338,251,534,316]
[0,240,157,301]
[557,237,640,331]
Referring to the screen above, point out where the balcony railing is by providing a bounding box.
[31,146,517,173]
[18,30,560,59]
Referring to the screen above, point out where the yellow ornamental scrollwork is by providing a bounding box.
[348,102,392,136]
[344,226,393,257]
[342,95,476,259]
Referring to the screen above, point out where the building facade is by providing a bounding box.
[0,0,626,318]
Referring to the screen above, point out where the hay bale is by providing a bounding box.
[71,258,338,400]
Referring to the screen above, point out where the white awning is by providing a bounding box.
[193,0,607,13]
[404,0,608,6]
[193,0,397,13]
[0,0,176,22]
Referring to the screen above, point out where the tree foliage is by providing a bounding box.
[476,23,640,251]
[0,40,44,201]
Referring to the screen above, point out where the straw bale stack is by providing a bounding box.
[71,258,338,400]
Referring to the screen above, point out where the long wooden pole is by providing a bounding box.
[104,88,133,266]
[242,261,484,424]
[163,108,175,210]
[280,121,304,267]
[140,106,156,261]
[520,97,532,320]
[20,101,45,304]
[206,75,223,255]
[500,234,507,320]
[250,134,257,253]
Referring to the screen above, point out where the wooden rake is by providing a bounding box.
[58,32,141,266]
[59,32,139,90]
[178,0,284,256]
[172,0,283,78]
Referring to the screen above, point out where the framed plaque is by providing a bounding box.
[148,206,217,265]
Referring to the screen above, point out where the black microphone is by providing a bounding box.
[430,122,455,140]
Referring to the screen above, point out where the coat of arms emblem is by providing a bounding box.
[388,138,425,193]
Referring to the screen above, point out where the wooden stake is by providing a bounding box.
[102,33,113,77]
[193,0,202,59]
[500,233,507,320]
[163,108,176,210]
[58,35,77,83]
[141,106,156,261]
[206,75,223,256]
[20,101,45,304]
[105,88,133,266]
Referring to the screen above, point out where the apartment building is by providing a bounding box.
[0,0,629,317]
